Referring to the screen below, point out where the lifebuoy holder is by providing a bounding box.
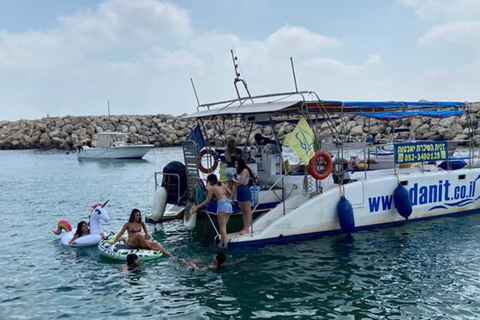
[198,148,218,173]
[308,150,333,180]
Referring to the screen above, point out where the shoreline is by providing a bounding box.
[1,102,480,150]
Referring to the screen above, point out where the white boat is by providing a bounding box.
[173,55,480,248]
[77,132,153,159]
[368,128,415,157]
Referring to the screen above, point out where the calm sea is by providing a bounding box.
[1,148,480,319]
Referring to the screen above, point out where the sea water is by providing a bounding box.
[1,148,480,319]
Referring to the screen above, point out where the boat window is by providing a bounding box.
[400,180,408,186]
[459,175,466,180]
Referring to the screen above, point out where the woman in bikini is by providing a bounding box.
[192,174,233,248]
[109,209,171,257]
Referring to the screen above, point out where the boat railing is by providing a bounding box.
[154,172,184,204]
[196,90,313,112]
[352,138,480,173]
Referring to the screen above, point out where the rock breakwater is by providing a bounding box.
[1,102,480,150]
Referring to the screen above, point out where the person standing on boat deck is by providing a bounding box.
[109,209,171,257]
[225,139,242,195]
[192,174,233,248]
[232,158,252,235]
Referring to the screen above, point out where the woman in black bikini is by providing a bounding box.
[109,209,171,256]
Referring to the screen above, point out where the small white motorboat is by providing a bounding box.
[77,131,153,159]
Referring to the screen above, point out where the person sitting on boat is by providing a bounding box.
[69,221,90,245]
[192,174,233,248]
[232,158,252,235]
[225,139,242,191]
[109,209,171,257]
[254,133,275,146]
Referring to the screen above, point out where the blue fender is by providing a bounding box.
[394,184,412,219]
[337,196,355,234]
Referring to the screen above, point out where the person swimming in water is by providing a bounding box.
[180,251,227,270]
[123,253,139,270]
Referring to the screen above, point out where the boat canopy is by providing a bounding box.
[182,97,466,121]
[97,131,127,148]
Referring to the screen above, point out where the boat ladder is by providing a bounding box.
[182,140,200,199]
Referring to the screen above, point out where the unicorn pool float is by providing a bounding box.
[52,201,110,246]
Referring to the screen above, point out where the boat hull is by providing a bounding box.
[228,167,480,247]
[77,145,153,159]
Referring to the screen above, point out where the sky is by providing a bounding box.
[0,0,479,121]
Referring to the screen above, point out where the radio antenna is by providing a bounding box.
[190,78,201,106]
[290,57,299,93]
[230,49,253,103]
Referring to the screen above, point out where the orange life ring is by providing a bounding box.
[198,149,218,173]
[308,150,333,180]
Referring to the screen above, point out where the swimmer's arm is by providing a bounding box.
[224,258,247,267]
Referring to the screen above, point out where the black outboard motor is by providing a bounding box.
[162,161,188,205]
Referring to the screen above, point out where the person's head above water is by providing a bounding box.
[126,253,139,267]
[213,251,226,267]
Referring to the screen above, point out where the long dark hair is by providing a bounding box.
[236,158,248,175]
[74,221,88,237]
[225,139,237,163]
[207,174,221,186]
[129,208,141,223]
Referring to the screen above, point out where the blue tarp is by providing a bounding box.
[342,101,465,109]
[357,110,464,120]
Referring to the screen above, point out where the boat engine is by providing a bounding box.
[162,161,188,205]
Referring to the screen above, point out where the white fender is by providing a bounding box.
[183,203,197,231]
[151,187,168,222]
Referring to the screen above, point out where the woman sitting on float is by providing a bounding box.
[109,209,171,257]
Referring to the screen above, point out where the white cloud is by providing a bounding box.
[418,21,480,45]
[59,0,191,45]
[366,55,382,65]
[398,0,480,21]
[266,25,339,51]
[0,0,478,121]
